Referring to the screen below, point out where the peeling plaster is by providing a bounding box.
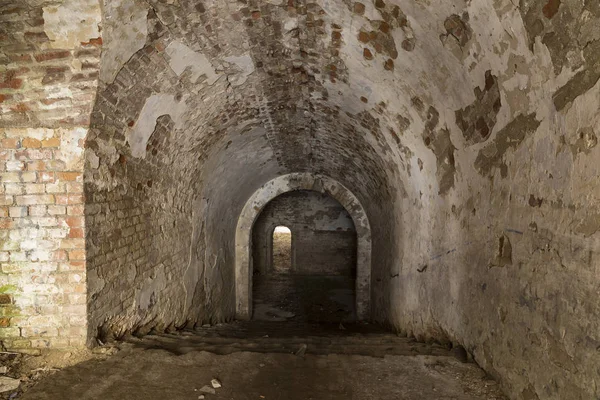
[57,128,87,170]
[166,41,220,86]
[100,0,149,84]
[72,1,600,398]
[127,94,187,158]
[136,265,167,310]
[43,0,101,49]
[223,55,255,87]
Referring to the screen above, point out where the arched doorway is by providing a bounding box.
[235,173,371,321]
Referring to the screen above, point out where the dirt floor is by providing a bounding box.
[0,321,508,400]
[255,232,356,323]
[253,275,356,323]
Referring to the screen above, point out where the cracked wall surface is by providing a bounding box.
[1,0,600,399]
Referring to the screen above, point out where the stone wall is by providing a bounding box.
[382,2,600,399]
[252,190,356,276]
[0,0,101,351]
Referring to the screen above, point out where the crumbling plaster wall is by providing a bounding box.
[83,0,285,339]
[252,190,356,276]
[383,2,600,400]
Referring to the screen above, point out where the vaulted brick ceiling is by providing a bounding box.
[89,0,593,213]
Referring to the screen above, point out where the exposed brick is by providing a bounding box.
[46,182,65,193]
[40,172,55,183]
[5,161,25,172]
[26,161,46,171]
[353,2,366,15]
[48,205,66,215]
[24,31,49,42]
[60,238,84,249]
[56,172,81,182]
[28,205,46,216]
[41,137,60,148]
[21,172,37,182]
[1,138,20,149]
[21,138,42,148]
[34,50,71,62]
[8,207,27,218]
[15,194,55,205]
[63,216,83,227]
[66,205,84,215]
[67,249,85,261]
[81,37,103,46]
[4,184,24,195]
[0,77,22,90]
[0,196,14,206]
[24,184,45,194]
[8,54,32,63]
[65,182,83,193]
[56,194,83,205]
[68,228,84,238]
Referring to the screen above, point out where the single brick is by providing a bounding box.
[16,194,55,205]
[56,172,81,182]
[41,138,60,148]
[21,138,42,148]
[34,50,71,62]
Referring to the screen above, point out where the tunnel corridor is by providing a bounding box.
[1,0,600,399]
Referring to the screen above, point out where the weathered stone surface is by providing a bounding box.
[456,71,501,145]
[474,114,541,176]
[99,0,148,84]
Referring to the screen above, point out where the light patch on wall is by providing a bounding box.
[100,0,148,84]
[166,41,220,86]
[223,54,255,87]
[57,128,87,170]
[137,265,167,311]
[127,94,187,158]
[274,226,291,233]
[43,0,101,49]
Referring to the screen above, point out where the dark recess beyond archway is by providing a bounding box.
[251,190,357,323]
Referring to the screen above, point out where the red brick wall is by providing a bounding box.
[0,0,101,350]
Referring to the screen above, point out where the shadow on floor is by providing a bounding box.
[19,326,508,400]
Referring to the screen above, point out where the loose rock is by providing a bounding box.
[0,377,20,393]
[295,344,307,357]
[199,385,216,394]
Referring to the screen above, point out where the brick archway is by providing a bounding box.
[235,173,372,321]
